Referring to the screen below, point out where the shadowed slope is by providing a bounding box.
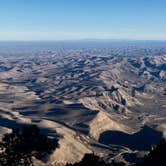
[99,126,163,150]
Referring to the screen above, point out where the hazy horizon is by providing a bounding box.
[3,38,166,42]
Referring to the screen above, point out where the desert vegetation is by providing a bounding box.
[0,125,59,166]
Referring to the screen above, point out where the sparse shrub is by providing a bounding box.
[0,125,59,166]
[138,138,166,166]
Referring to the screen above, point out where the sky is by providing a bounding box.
[0,0,166,41]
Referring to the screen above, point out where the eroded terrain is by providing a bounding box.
[0,42,166,165]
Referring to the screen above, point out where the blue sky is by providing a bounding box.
[0,0,166,40]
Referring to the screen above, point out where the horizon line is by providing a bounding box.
[0,38,166,42]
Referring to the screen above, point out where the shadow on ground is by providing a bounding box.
[99,125,163,151]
